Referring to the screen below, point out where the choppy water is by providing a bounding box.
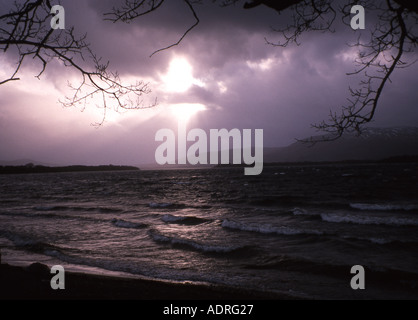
[1,163,418,299]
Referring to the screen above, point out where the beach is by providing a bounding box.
[0,262,288,300]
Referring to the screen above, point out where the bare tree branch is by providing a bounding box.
[103,0,165,23]
[304,0,417,143]
[2,0,416,132]
[104,0,417,138]
[0,0,155,124]
[104,0,201,57]
[149,0,200,57]
[248,0,416,143]
[265,0,336,47]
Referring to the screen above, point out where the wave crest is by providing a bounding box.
[321,213,418,227]
[350,203,418,211]
[148,230,249,254]
[161,214,209,225]
[221,219,323,236]
[111,218,147,229]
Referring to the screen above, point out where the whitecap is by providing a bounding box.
[148,202,173,208]
[221,219,323,236]
[321,213,418,227]
[149,230,244,253]
[350,203,418,211]
[111,218,146,229]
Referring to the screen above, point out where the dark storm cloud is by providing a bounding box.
[0,0,417,164]
[74,0,283,76]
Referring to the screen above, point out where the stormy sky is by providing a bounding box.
[0,0,417,166]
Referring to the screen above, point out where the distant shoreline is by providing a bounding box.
[1,154,417,175]
[0,164,140,175]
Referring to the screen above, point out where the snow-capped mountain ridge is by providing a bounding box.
[352,127,418,139]
[264,127,418,163]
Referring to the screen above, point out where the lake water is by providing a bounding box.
[1,163,418,299]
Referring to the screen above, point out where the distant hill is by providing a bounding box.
[150,127,418,167]
[3,127,416,170]
[264,127,418,163]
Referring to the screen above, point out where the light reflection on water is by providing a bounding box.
[1,164,418,299]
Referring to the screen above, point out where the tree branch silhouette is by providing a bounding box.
[0,0,154,125]
[106,0,417,140]
[309,1,415,142]
[104,0,200,57]
[251,0,416,143]
[2,1,416,131]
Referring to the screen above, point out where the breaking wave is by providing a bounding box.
[321,213,418,227]
[111,218,147,229]
[221,219,323,236]
[148,202,174,208]
[148,230,250,254]
[148,202,210,210]
[2,232,66,255]
[291,208,317,216]
[350,203,418,211]
[161,214,209,225]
